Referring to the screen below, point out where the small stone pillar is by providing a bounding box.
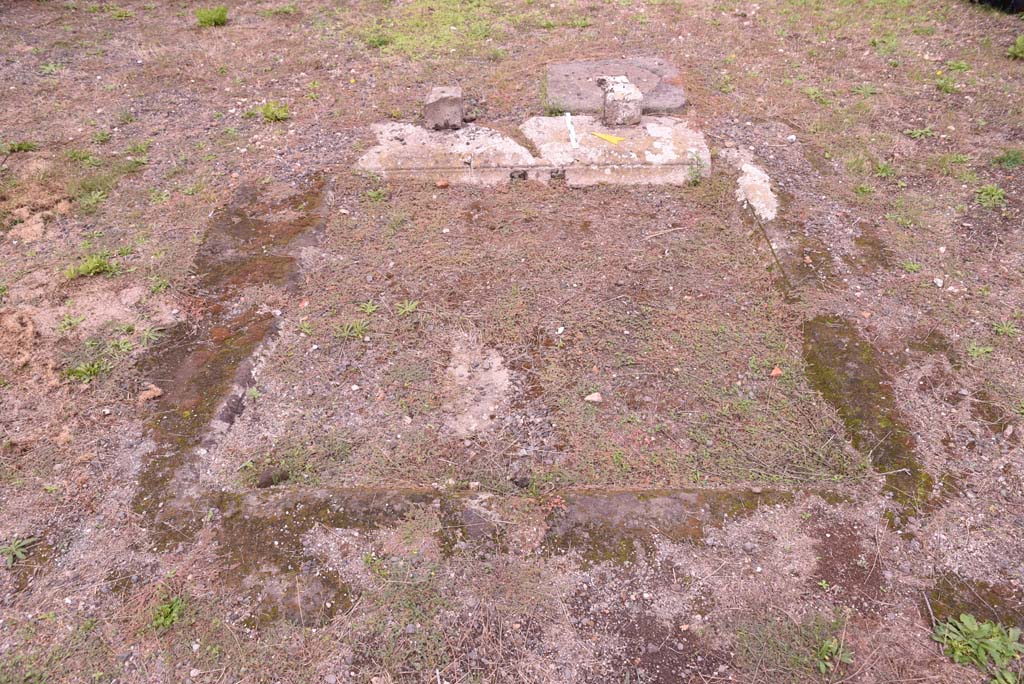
[597,76,642,126]
[424,86,464,130]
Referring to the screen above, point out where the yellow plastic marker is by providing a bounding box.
[591,132,625,145]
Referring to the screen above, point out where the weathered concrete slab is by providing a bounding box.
[356,122,547,186]
[520,115,710,187]
[546,57,687,114]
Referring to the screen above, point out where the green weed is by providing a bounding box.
[993,149,1024,169]
[1008,36,1024,61]
[905,127,936,140]
[358,300,380,315]
[967,342,993,360]
[803,86,830,105]
[40,62,62,75]
[65,252,120,279]
[65,359,110,383]
[366,188,387,202]
[901,260,922,273]
[195,6,228,27]
[396,299,419,316]
[994,321,1020,337]
[815,636,854,675]
[976,184,1007,209]
[935,75,957,94]
[151,596,185,631]
[92,130,111,144]
[1,536,37,567]
[58,313,85,334]
[334,319,369,340]
[932,613,1023,683]
[874,161,896,178]
[257,101,290,122]
[851,83,878,97]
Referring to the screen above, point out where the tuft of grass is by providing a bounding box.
[0,284,7,303]
[994,321,1020,337]
[1008,36,1024,61]
[802,86,830,106]
[967,342,994,360]
[58,313,85,334]
[358,300,379,315]
[195,6,228,27]
[356,0,496,58]
[92,130,111,144]
[261,4,298,16]
[334,319,369,340]
[851,83,878,97]
[65,251,120,279]
[993,149,1023,169]
[975,184,1007,209]
[2,141,39,154]
[365,188,387,202]
[946,60,969,72]
[396,299,419,316]
[935,74,957,94]
[68,149,101,167]
[40,62,62,76]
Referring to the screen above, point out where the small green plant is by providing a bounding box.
[151,596,185,631]
[149,275,169,294]
[58,313,85,334]
[334,319,369,340]
[1015,400,1024,418]
[125,139,151,156]
[851,83,878,97]
[77,188,108,212]
[261,4,298,16]
[854,184,874,197]
[195,6,228,27]
[68,149,101,167]
[297,320,314,336]
[933,613,1023,683]
[65,359,110,383]
[358,300,379,315]
[65,252,120,279]
[1007,36,1024,61]
[140,327,165,346]
[0,284,8,303]
[566,15,591,28]
[92,130,111,144]
[802,86,830,105]
[994,321,1020,337]
[967,342,994,360]
[994,149,1024,169]
[396,299,419,316]
[40,62,62,76]
[874,161,896,178]
[365,188,387,202]
[901,260,922,273]
[1,536,37,568]
[905,127,936,140]
[149,187,170,203]
[976,184,1007,209]
[935,75,957,94]
[817,579,831,591]
[544,102,567,116]
[258,101,290,122]
[946,60,969,72]
[815,636,854,674]
[107,338,134,356]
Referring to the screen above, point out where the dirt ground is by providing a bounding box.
[1,0,1023,682]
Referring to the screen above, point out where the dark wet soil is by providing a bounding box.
[802,315,933,526]
[926,573,1024,630]
[543,488,793,565]
[133,181,326,543]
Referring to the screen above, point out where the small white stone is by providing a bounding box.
[584,392,603,403]
[787,134,797,142]
[933,278,944,288]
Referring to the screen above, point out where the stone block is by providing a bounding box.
[424,86,463,130]
[598,76,643,126]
